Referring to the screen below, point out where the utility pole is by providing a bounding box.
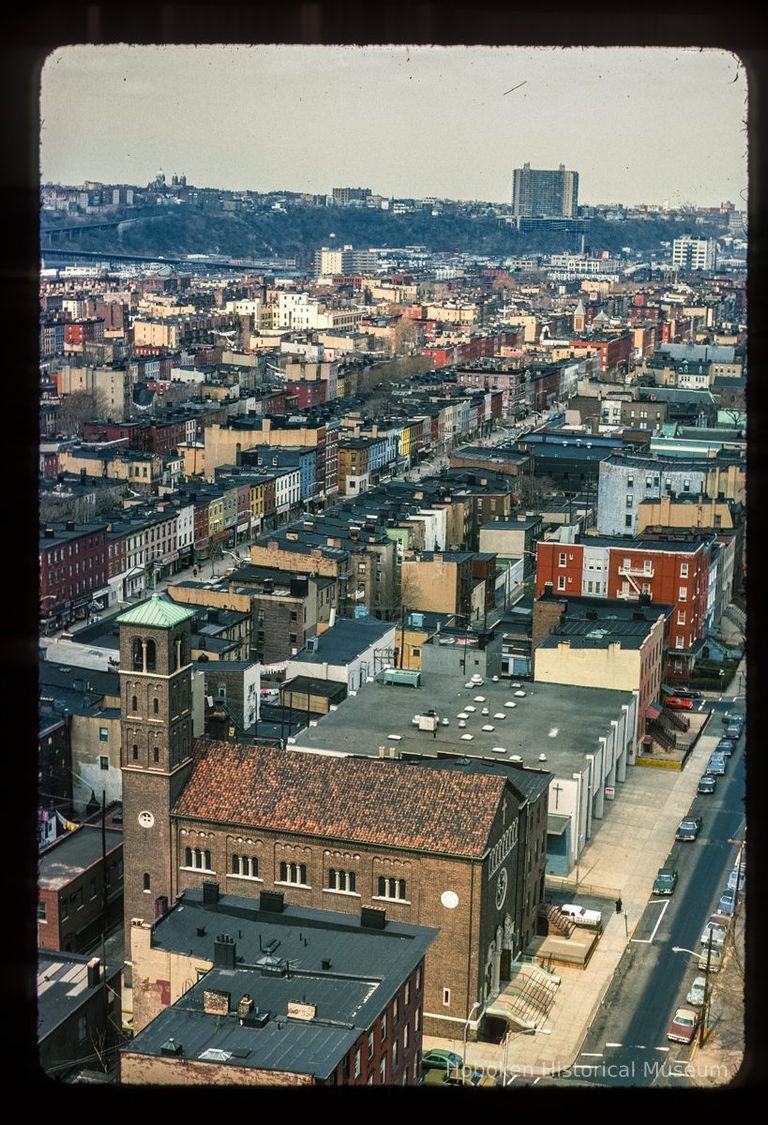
[700,929,714,1047]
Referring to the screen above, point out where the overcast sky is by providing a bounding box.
[40,45,748,207]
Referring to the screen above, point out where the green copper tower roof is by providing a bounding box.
[116,594,195,630]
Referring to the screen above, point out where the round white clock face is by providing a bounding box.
[495,867,508,910]
[441,890,459,910]
[138,810,155,828]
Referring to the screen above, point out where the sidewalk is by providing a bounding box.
[424,660,746,1077]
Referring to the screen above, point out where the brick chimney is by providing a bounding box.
[532,593,567,650]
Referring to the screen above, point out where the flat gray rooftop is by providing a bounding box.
[292,671,634,775]
[39,827,123,889]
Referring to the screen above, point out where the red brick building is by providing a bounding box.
[117,595,550,1042]
[568,332,632,376]
[38,823,124,953]
[535,534,711,679]
[121,887,435,1086]
[39,521,109,622]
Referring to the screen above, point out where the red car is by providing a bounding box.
[666,1007,698,1044]
[665,697,694,710]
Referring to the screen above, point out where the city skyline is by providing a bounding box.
[41,45,748,209]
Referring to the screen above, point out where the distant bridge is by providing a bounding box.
[41,218,140,242]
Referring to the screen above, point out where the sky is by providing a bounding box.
[40,45,748,208]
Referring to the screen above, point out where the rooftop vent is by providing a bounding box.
[492,746,507,754]
[160,1038,183,1057]
[510,754,523,763]
[259,890,284,914]
[361,906,387,930]
[461,733,474,741]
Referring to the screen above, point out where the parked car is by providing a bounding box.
[676,816,702,842]
[443,1068,497,1088]
[686,976,707,1007]
[725,723,742,740]
[718,888,736,915]
[653,869,678,895]
[727,866,745,892]
[560,903,603,928]
[697,775,717,795]
[665,696,694,710]
[674,688,702,700]
[698,947,723,972]
[706,754,726,776]
[716,738,736,756]
[421,1049,464,1074]
[667,1007,699,1044]
[700,915,728,947]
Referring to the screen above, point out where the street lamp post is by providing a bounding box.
[672,939,714,1047]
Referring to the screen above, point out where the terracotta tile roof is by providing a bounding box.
[172,740,506,858]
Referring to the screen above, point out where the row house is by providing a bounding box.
[455,365,526,418]
[568,332,633,377]
[63,318,105,348]
[40,319,67,357]
[535,533,711,681]
[39,521,109,624]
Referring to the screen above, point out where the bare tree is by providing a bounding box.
[57,389,108,436]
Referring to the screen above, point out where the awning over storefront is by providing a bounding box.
[485,961,561,1031]
[646,701,663,720]
[546,814,570,838]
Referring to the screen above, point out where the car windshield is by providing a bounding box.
[677,1015,695,1027]
[681,820,696,829]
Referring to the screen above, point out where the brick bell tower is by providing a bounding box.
[117,594,196,934]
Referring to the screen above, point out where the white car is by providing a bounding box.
[560,903,602,928]
[686,976,707,1006]
[727,867,746,892]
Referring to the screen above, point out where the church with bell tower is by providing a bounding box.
[117,594,196,932]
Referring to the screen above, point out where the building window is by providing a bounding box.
[99,727,109,742]
[642,583,651,595]
[100,755,109,770]
[557,575,566,591]
[416,967,421,991]
[404,982,410,1006]
[131,696,138,713]
[279,861,308,885]
[646,476,653,488]
[392,1040,398,1072]
[184,847,212,871]
[393,997,399,1026]
[442,988,451,1007]
[145,639,156,671]
[680,562,689,577]
[231,854,259,879]
[679,587,687,601]
[675,636,685,649]
[381,1012,387,1041]
[354,1048,361,1079]
[61,899,69,920]
[132,744,139,760]
[558,552,567,567]
[403,1022,409,1050]
[143,873,151,891]
[37,901,46,922]
[132,638,143,671]
[77,1015,88,1043]
[624,515,632,527]
[678,610,686,625]
[683,480,691,492]
[626,495,633,508]
[368,1030,375,1059]
[153,747,160,763]
[153,698,159,715]
[376,876,407,901]
[327,868,357,893]
[379,1058,387,1084]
